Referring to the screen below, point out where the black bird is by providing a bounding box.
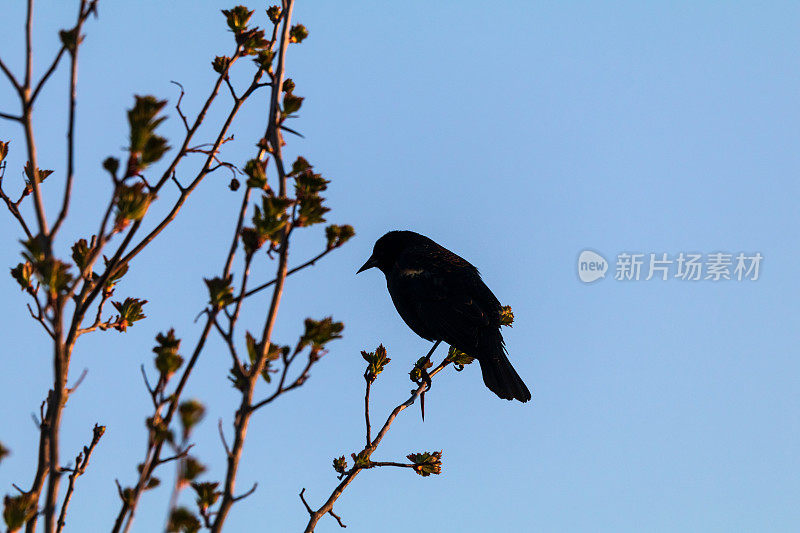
[357,230,531,403]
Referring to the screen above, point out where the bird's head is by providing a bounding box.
[357,230,429,274]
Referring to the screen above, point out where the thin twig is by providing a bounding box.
[66,368,88,395]
[0,110,21,121]
[52,0,92,237]
[0,56,22,94]
[55,423,105,533]
[218,419,231,458]
[232,482,257,502]
[156,446,192,466]
[364,380,372,447]
[171,81,190,132]
[0,165,34,239]
[30,47,66,105]
[235,246,336,303]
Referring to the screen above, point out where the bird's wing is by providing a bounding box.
[390,244,500,348]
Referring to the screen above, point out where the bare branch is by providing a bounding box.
[66,368,88,395]
[0,110,22,122]
[55,423,105,533]
[218,419,231,458]
[328,508,347,528]
[156,446,192,466]
[368,461,415,469]
[232,482,257,502]
[27,302,54,338]
[249,353,316,413]
[24,0,34,90]
[365,380,372,447]
[0,164,34,239]
[52,0,93,237]
[235,246,337,303]
[30,47,66,105]
[0,56,22,94]
[170,81,190,132]
[280,124,305,138]
[224,75,238,101]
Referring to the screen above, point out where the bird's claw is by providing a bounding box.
[419,363,432,421]
[421,368,432,392]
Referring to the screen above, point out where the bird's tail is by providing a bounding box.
[476,329,531,403]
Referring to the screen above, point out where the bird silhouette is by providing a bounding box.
[357,230,531,402]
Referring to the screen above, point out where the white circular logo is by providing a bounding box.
[578,250,607,283]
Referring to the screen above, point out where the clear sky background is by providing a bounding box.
[1,1,799,532]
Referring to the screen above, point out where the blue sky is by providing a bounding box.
[1,1,798,531]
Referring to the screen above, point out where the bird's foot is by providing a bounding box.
[419,363,432,421]
[421,365,432,392]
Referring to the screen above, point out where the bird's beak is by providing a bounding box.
[357,255,378,274]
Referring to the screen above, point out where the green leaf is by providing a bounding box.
[228,364,247,391]
[445,346,475,371]
[23,162,54,195]
[204,275,234,308]
[362,344,390,383]
[71,239,90,271]
[294,170,329,196]
[289,24,309,43]
[191,481,221,511]
[299,317,344,351]
[251,194,292,245]
[146,415,173,445]
[114,182,154,231]
[245,331,285,383]
[240,227,266,257]
[282,92,304,115]
[103,255,129,288]
[179,399,206,436]
[180,456,207,483]
[350,450,371,469]
[167,507,200,533]
[10,262,33,291]
[221,5,254,33]
[243,158,267,189]
[154,328,183,378]
[332,455,347,475]
[127,95,170,175]
[325,224,355,249]
[212,55,231,74]
[288,156,311,176]
[407,451,443,477]
[238,28,269,55]
[252,49,275,71]
[500,305,514,327]
[102,156,120,179]
[295,195,330,227]
[111,297,147,332]
[58,28,82,53]
[266,6,281,24]
[20,234,47,263]
[3,493,36,531]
